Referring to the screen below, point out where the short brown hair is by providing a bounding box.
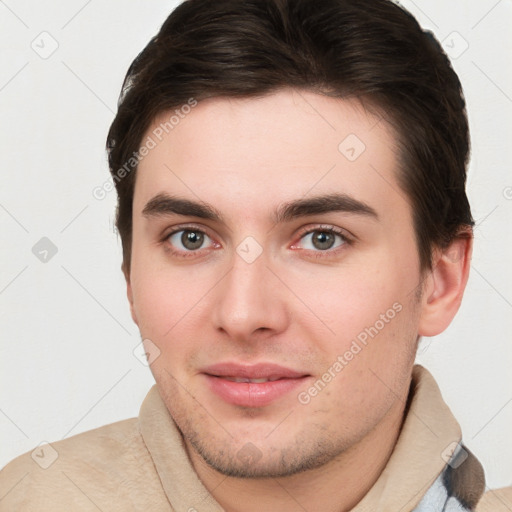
[106,0,474,275]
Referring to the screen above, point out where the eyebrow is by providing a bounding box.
[275,193,378,223]
[142,194,222,221]
[141,192,378,223]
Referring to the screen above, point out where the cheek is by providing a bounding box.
[131,273,199,380]
[130,263,190,338]
[132,273,172,336]
[130,257,220,360]
[290,258,415,342]
[299,293,419,429]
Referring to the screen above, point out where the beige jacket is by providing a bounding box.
[0,365,510,511]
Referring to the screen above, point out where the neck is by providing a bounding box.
[186,386,410,512]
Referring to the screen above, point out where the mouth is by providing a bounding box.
[221,376,283,383]
[201,362,310,407]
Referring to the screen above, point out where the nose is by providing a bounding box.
[211,250,289,343]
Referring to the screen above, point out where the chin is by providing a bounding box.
[186,427,347,480]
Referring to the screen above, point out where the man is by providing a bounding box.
[1,0,510,510]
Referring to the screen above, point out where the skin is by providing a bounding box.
[125,89,472,512]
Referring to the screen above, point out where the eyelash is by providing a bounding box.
[161,224,352,259]
[161,223,219,260]
[293,225,352,258]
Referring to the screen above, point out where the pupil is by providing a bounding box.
[313,231,334,250]
[182,231,204,250]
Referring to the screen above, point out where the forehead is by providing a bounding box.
[133,89,407,223]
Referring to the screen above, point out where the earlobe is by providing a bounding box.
[123,263,139,326]
[418,232,473,337]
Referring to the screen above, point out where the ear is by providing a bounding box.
[418,231,473,337]
[123,263,139,326]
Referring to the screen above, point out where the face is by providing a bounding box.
[127,90,425,478]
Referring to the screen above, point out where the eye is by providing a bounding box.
[167,229,214,252]
[295,228,347,252]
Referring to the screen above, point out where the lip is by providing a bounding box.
[202,362,310,408]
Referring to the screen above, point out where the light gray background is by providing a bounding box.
[1,0,511,491]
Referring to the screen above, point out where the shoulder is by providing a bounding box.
[476,487,512,512]
[0,418,167,511]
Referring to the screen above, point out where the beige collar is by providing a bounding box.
[352,365,464,511]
